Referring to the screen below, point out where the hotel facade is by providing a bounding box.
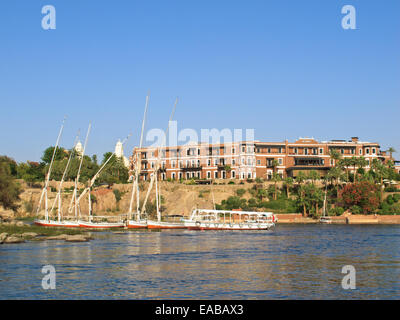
[129,137,392,181]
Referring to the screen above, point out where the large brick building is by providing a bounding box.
[130,137,392,181]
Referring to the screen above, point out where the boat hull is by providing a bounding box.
[126,220,148,229]
[34,219,80,228]
[185,221,274,231]
[78,221,125,229]
[147,220,187,229]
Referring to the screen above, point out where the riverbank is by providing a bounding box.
[0,221,94,244]
[275,213,400,224]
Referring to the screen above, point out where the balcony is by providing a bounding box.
[181,165,202,171]
[293,157,326,167]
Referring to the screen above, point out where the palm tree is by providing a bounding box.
[308,170,320,185]
[339,158,352,182]
[371,159,388,200]
[271,159,279,174]
[271,172,282,200]
[283,177,294,198]
[329,149,342,167]
[388,147,396,160]
[295,171,307,186]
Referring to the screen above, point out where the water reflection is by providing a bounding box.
[0,225,399,299]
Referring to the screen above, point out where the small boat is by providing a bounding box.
[319,216,332,224]
[34,118,69,227]
[139,97,187,230]
[319,183,332,224]
[34,219,80,228]
[78,220,125,229]
[125,95,149,229]
[184,209,276,230]
[126,220,148,229]
[75,134,131,229]
[147,215,186,229]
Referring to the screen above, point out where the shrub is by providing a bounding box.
[339,181,380,214]
[386,195,394,205]
[393,194,400,203]
[228,181,235,185]
[384,186,399,192]
[23,201,33,213]
[255,177,263,183]
[350,205,362,214]
[247,198,258,208]
[236,189,246,197]
[329,207,345,216]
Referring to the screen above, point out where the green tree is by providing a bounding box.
[283,177,294,198]
[0,156,17,177]
[308,170,320,184]
[0,162,22,211]
[271,172,281,200]
[329,149,342,167]
[387,147,396,159]
[41,146,67,164]
[339,181,380,214]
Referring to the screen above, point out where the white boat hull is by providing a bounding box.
[147,220,187,229]
[78,221,125,229]
[126,220,148,229]
[34,219,80,228]
[184,220,274,230]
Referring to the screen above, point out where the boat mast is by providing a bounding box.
[36,117,66,222]
[322,180,328,217]
[76,135,131,217]
[141,97,178,218]
[68,122,91,220]
[50,130,80,222]
[128,93,149,221]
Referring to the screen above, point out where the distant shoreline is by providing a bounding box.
[275,213,400,224]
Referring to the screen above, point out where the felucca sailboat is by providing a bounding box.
[126,94,150,229]
[145,98,187,229]
[34,117,68,227]
[77,135,131,229]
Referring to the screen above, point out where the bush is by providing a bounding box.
[393,194,400,203]
[255,177,263,183]
[23,201,33,213]
[236,189,246,197]
[246,178,254,183]
[339,181,380,214]
[329,207,345,216]
[228,181,235,185]
[260,198,298,213]
[350,205,362,214]
[384,186,399,192]
[386,195,394,205]
[247,198,258,208]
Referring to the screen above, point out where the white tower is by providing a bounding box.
[75,140,83,156]
[115,139,130,168]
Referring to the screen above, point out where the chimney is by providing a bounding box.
[351,137,359,142]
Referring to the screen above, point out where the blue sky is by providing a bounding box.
[0,0,399,162]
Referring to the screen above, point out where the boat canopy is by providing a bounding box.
[193,209,274,217]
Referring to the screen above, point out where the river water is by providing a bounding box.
[0,224,399,299]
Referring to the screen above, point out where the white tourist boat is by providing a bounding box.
[184,209,276,230]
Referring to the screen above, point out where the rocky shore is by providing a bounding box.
[0,218,93,244]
